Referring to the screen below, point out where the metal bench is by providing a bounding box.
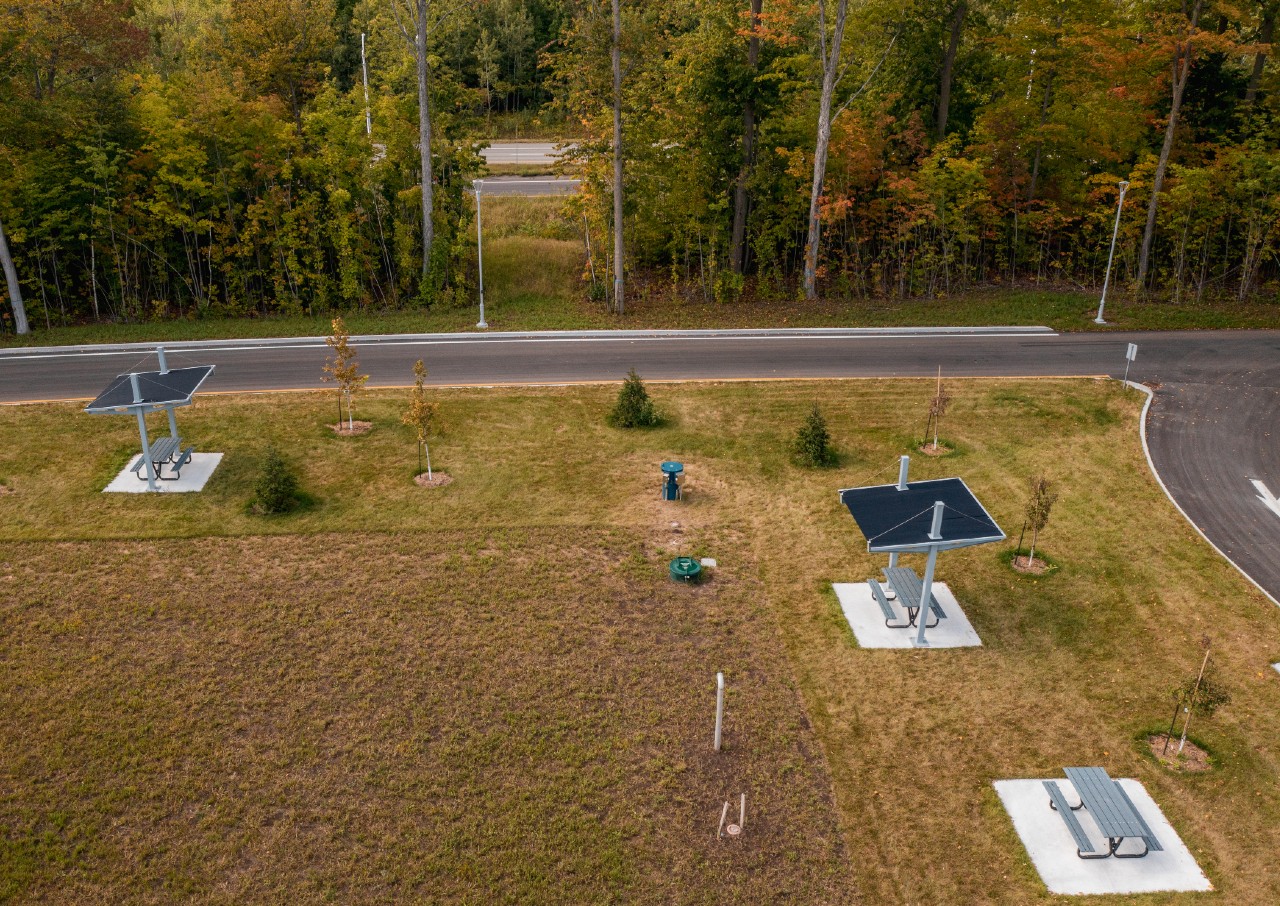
[868,579,910,627]
[882,566,944,627]
[1044,780,1099,857]
[162,446,195,480]
[131,436,181,480]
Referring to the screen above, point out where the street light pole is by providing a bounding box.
[473,179,487,329]
[1094,180,1129,325]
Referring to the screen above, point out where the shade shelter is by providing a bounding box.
[85,347,214,491]
[839,456,1004,645]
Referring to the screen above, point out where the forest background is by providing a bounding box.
[0,0,1277,336]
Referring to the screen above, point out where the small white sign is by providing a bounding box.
[1126,342,1138,362]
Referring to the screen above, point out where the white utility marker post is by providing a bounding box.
[714,672,725,751]
[1123,342,1138,385]
[914,501,946,647]
[889,455,910,570]
[473,179,487,329]
[130,373,158,491]
[1094,180,1129,324]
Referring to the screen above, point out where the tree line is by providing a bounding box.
[1,0,1277,335]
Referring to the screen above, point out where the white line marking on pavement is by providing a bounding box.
[1250,479,1280,518]
[0,329,1059,361]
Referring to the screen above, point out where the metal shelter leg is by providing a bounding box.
[914,546,939,646]
[135,408,158,491]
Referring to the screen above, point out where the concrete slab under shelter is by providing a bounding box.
[994,779,1211,896]
[831,582,981,648]
[104,453,223,493]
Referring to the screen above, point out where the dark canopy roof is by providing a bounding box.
[85,366,214,413]
[839,477,1004,553]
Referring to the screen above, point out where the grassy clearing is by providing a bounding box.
[3,379,1280,903]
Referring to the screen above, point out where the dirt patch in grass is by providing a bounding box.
[0,530,848,904]
[413,472,453,489]
[329,420,373,436]
[1147,734,1213,772]
[1011,555,1051,574]
[916,442,953,456]
[0,483,14,496]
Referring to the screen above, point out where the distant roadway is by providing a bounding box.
[1,326,1278,607]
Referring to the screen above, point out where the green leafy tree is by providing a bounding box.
[608,368,660,428]
[791,404,836,467]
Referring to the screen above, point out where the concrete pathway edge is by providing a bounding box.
[1129,380,1279,608]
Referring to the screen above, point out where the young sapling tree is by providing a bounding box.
[925,367,952,452]
[1163,637,1231,756]
[608,368,660,428]
[401,358,440,478]
[323,317,369,431]
[1023,474,1058,567]
[791,404,836,467]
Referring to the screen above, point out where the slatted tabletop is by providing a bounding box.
[1064,767,1158,844]
[883,567,941,616]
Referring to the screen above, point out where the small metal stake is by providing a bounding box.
[717,801,729,839]
[714,672,725,752]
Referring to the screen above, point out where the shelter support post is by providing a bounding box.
[914,501,945,646]
[130,373,158,491]
[890,456,910,569]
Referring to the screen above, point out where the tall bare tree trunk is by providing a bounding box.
[730,0,763,276]
[1026,68,1054,202]
[1245,4,1276,105]
[611,0,625,314]
[803,0,850,301]
[936,1,967,141]
[0,213,30,335]
[1137,0,1202,293]
[416,0,435,280]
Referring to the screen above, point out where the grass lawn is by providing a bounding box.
[3,197,1276,348]
[2,379,1280,903]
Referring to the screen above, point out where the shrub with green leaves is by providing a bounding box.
[608,369,660,428]
[253,446,299,514]
[791,404,836,467]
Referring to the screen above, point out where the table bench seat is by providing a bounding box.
[868,579,910,627]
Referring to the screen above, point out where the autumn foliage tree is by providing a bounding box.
[323,317,369,431]
[401,358,440,477]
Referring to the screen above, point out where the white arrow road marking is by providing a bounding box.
[1250,479,1280,518]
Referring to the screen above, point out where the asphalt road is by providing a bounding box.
[480,142,566,165]
[476,176,580,196]
[2,327,1278,605]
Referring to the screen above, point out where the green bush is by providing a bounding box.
[791,404,836,467]
[608,369,661,428]
[253,446,299,514]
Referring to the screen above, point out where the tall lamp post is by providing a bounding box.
[1094,179,1129,325]
[473,179,488,329]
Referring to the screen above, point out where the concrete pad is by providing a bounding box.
[831,582,981,648]
[103,453,223,493]
[994,779,1211,895]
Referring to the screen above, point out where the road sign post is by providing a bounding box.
[1123,342,1137,384]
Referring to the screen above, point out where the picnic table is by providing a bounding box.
[881,566,946,627]
[1044,767,1163,859]
[131,436,194,481]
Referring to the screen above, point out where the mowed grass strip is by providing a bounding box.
[0,530,848,904]
[2,379,1280,903]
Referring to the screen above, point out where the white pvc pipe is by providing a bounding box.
[714,672,724,751]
